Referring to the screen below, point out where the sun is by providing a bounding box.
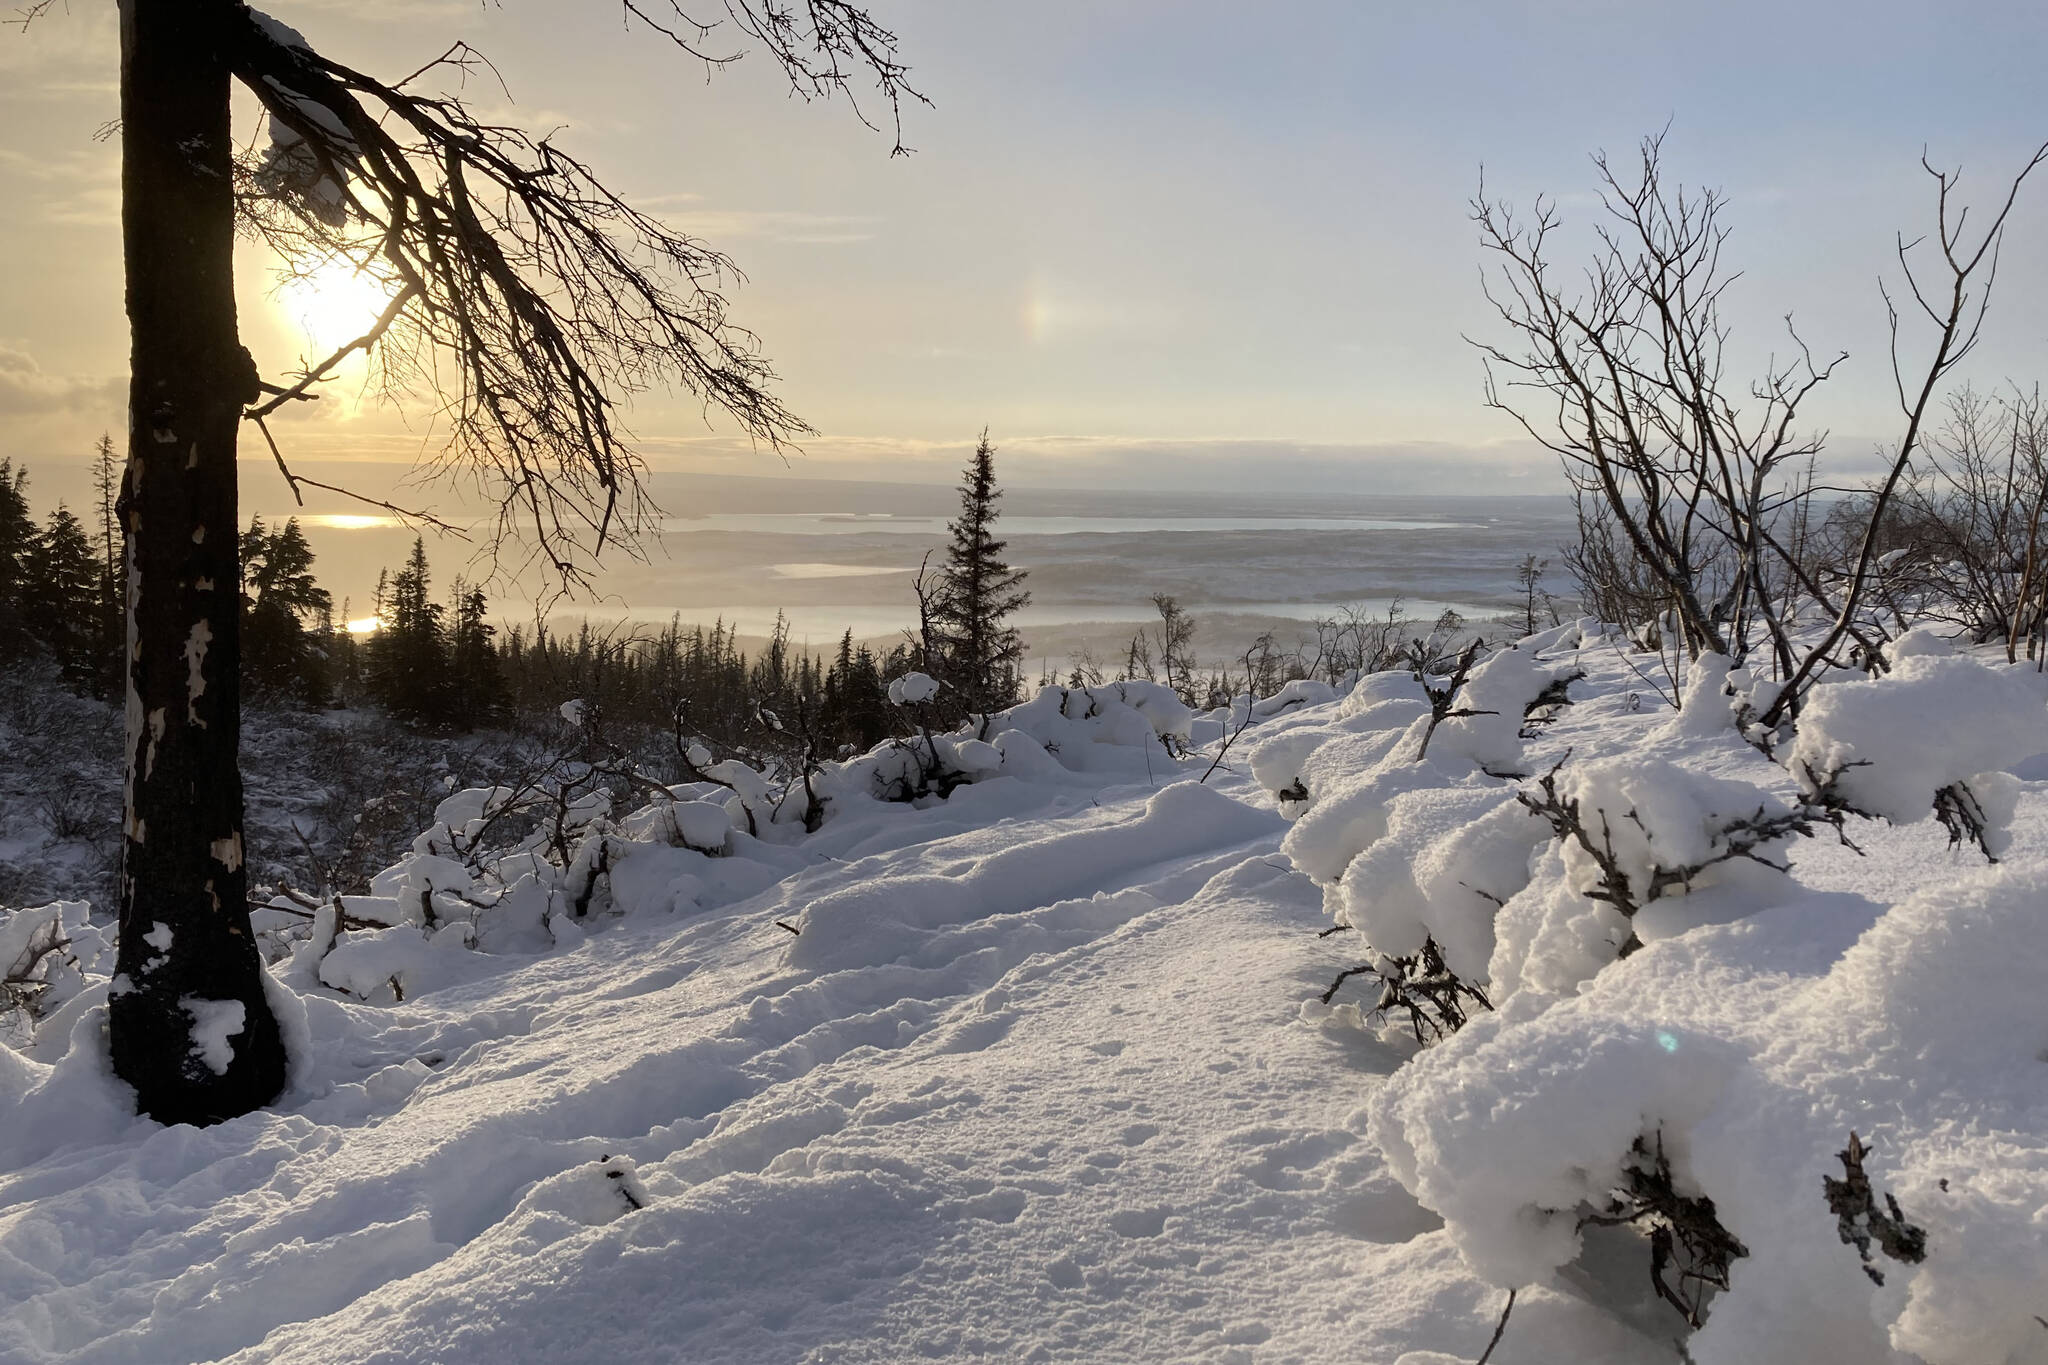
[277,257,400,356]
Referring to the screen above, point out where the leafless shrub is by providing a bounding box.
[1514,753,1859,957]
[1479,129,2048,732]
[38,786,105,846]
[2,914,74,1023]
[1883,386,2048,655]
[1581,1132,1750,1329]
[1319,935,1493,1046]
[1475,132,1838,667]
[1823,1131,1927,1286]
[1930,779,2000,860]
[1761,140,2048,726]
[1149,594,1199,705]
[1519,669,1583,736]
[1414,639,1487,762]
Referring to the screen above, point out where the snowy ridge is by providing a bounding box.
[5,628,2048,1363]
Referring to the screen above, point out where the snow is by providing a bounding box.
[181,997,248,1075]
[5,629,2048,1363]
[183,620,212,725]
[1786,636,2048,848]
[888,672,940,705]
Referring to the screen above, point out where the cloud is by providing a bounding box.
[288,0,474,19]
[0,146,120,225]
[0,343,122,417]
[654,207,881,246]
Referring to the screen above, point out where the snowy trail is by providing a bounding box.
[5,773,1607,1365]
[225,791,1658,1364]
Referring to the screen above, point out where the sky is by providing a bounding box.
[1,0,2046,503]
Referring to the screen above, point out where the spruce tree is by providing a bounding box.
[92,434,124,697]
[371,538,450,722]
[0,460,34,665]
[934,430,1031,716]
[24,506,105,688]
[448,579,509,726]
[242,517,334,702]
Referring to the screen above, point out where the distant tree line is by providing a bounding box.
[4,432,1559,757]
[0,434,1048,761]
[0,445,121,696]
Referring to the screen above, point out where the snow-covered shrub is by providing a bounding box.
[1370,859,2048,1365]
[238,674,1220,1006]
[997,681,1193,772]
[1246,677,1430,815]
[1490,756,1827,996]
[618,796,733,856]
[1248,727,1329,811]
[1413,644,1569,771]
[1283,647,1571,892]
[0,901,107,1041]
[1335,787,1548,984]
[837,730,1001,804]
[1287,645,1581,1041]
[886,671,941,706]
[1786,631,2048,857]
[838,679,1198,803]
[1336,667,1428,720]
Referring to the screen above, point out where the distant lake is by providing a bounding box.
[258,486,1575,663]
[661,513,1477,536]
[571,597,1499,645]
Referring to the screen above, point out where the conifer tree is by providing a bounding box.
[24,506,104,688]
[242,516,333,701]
[934,430,1031,716]
[91,434,124,696]
[0,460,34,665]
[371,538,450,722]
[847,642,891,749]
[448,579,509,726]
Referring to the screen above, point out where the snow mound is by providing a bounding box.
[1788,648,2048,850]
[1372,861,2048,1365]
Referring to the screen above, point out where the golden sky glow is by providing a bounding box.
[3,1,2047,496]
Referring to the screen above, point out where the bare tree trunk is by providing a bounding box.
[109,0,286,1126]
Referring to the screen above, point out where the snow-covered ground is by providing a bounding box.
[5,626,2047,1364]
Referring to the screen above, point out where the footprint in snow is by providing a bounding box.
[1328,1182,1444,1243]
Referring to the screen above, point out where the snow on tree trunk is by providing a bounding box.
[108,0,286,1126]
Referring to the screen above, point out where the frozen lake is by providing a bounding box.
[258,476,1578,666]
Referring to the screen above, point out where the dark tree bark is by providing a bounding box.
[109,0,287,1126]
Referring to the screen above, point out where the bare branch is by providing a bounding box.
[226,4,919,591]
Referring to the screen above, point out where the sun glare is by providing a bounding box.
[345,617,381,636]
[306,514,397,531]
[278,259,399,355]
